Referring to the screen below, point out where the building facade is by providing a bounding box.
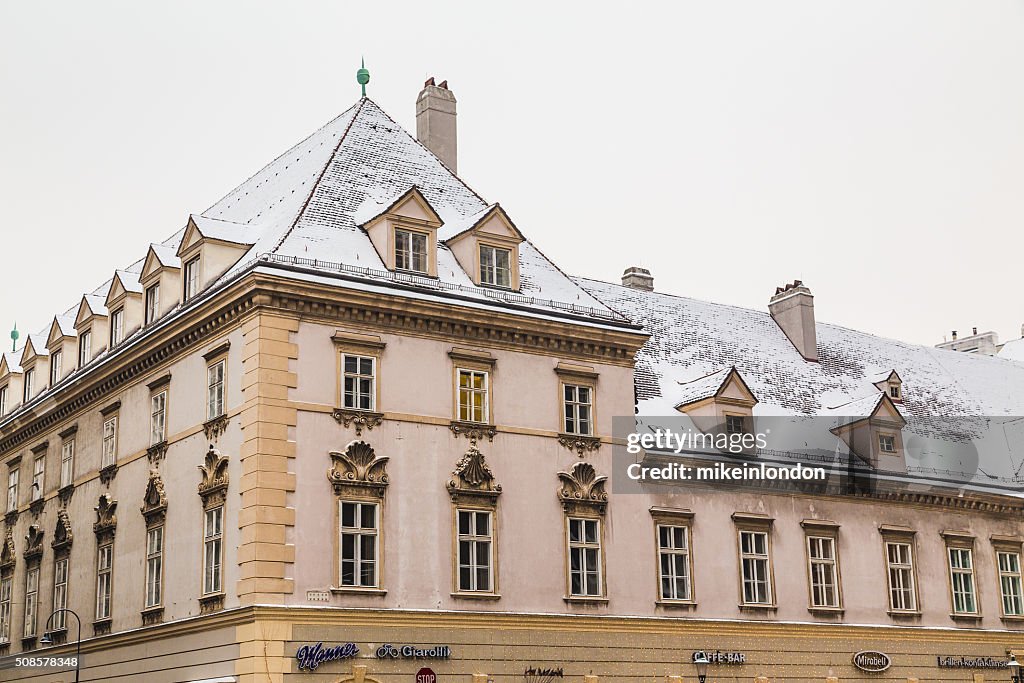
[0,79,1022,683]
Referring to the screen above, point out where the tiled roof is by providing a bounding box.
[673,367,735,408]
[1000,337,1024,362]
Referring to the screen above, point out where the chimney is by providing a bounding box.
[621,266,654,291]
[768,280,818,362]
[972,326,978,336]
[952,330,958,341]
[416,77,457,173]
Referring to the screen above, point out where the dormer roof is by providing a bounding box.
[143,242,182,275]
[0,353,21,377]
[178,215,259,256]
[674,366,758,410]
[19,334,50,367]
[353,185,444,228]
[105,270,143,307]
[46,315,77,348]
[440,202,524,243]
[75,293,108,326]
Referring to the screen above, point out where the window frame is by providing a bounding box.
[6,466,18,513]
[78,328,91,368]
[656,523,693,603]
[804,533,842,610]
[144,282,160,325]
[0,575,10,643]
[23,565,39,638]
[145,525,164,608]
[881,528,920,614]
[996,545,1024,618]
[95,541,113,621]
[31,454,44,502]
[207,358,226,421]
[50,349,62,387]
[455,367,490,424]
[109,307,125,347]
[23,367,34,404]
[59,438,75,489]
[101,415,118,469]
[183,255,201,301]
[337,500,380,589]
[150,389,167,446]
[566,515,605,599]
[341,354,377,412]
[561,381,595,436]
[478,242,512,289]
[733,513,775,608]
[947,545,979,616]
[0,385,6,417]
[878,433,897,454]
[454,507,495,594]
[52,557,69,631]
[202,506,224,596]
[393,227,430,274]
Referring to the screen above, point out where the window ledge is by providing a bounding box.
[887,609,922,618]
[451,592,501,601]
[198,592,224,614]
[92,618,112,636]
[141,605,164,626]
[949,612,982,621]
[449,421,496,443]
[807,606,845,615]
[331,587,388,596]
[656,600,697,609]
[1000,614,1024,622]
[203,414,229,441]
[99,462,118,485]
[563,596,609,605]
[738,603,777,612]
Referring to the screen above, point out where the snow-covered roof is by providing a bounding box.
[113,269,144,295]
[81,293,108,318]
[188,215,260,246]
[674,367,736,408]
[1000,337,1024,362]
[52,314,77,340]
[149,242,182,269]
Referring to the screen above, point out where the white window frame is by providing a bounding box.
[203,506,224,595]
[50,349,62,387]
[948,546,978,615]
[456,508,493,593]
[151,390,167,445]
[6,468,18,513]
[739,529,773,605]
[101,416,118,468]
[78,329,91,368]
[563,383,593,436]
[146,525,164,608]
[807,535,840,608]
[479,244,511,288]
[339,500,379,588]
[998,550,1024,617]
[95,542,113,620]
[567,516,603,597]
[342,354,376,411]
[31,454,44,502]
[110,308,125,347]
[394,228,428,273]
[52,557,68,630]
[457,368,489,424]
[23,565,39,637]
[184,256,201,300]
[0,385,6,417]
[145,282,160,325]
[879,433,897,454]
[885,540,917,612]
[0,575,11,643]
[23,368,34,403]
[657,523,692,602]
[207,360,226,420]
[60,439,74,489]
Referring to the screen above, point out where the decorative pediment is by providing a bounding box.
[93,493,118,542]
[557,462,608,515]
[74,294,107,327]
[447,444,502,503]
[0,529,14,573]
[51,509,73,553]
[675,366,758,412]
[18,335,47,369]
[197,445,229,508]
[441,203,524,244]
[46,316,77,348]
[327,441,389,498]
[0,353,20,378]
[105,269,143,308]
[141,243,182,282]
[141,469,168,525]
[24,524,43,561]
[354,186,443,229]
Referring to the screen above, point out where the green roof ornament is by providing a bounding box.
[356,58,370,97]
[10,323,18,353]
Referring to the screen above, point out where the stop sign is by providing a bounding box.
[417,668,437,683]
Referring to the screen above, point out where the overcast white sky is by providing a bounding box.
[1,1,1022,349]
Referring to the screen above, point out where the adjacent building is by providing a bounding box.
[0,77,1022,683]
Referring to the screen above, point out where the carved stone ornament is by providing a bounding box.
[203,414,229,441]
[447,444,502,503]
[557,461,609,515]
[3,509,17,527]
[449,420,497,444]
[558,434,602,458]
[327,441,389,498]
[197,445,229,509]
[146,440,168,464]
[23,524,44,561]
[199,593,224,614]
[141,469,168,525]
[332,408,384,437]
[29,496,44,517]
[58,483,75,507]
[0,529,14,573]
[99,463,119,486]
[93,493,118,542]
[51,509,73,554]
[141,606,164,626]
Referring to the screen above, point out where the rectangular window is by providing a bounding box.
[184,256,201,300]
[890,385,900,399]
[739,530,772,604]
[339,501,378,587]
[60,440,74,489]
[457,369,489,423]
[207,360,225,420]
[657,524,691,601]
[23,566,39,637]
[394,229,428,273]
[96,543,113,620]
[101,417,117,468]
[203,507,224,595]
[110,308,124,347]
[23,368,34,403]
[151,390,167,445]
[145,283,160,324]
[31,455,44,502]
[726,414,747,436]
[146,526,163,607]
[342,355,375,411]
[807,536,840,608]
[50,350,62,387]
[0,386,6,416]
[563,384,593,435]
[879,434,896,453]
[457,509,493,592]
[886,541,917,611]
[998,550,1024,616]
[78,329,91,368]
[948,547,978,614]
[0,576,10,642]
[6,468,18,513]
[567,517,602,597]
[479,245,511,288]
[52,558,68,630]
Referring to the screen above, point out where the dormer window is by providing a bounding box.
[110,308,125,347]
[49,350,62,387]
[184,256,201,300]
[78,330,91,368]
[0,385,7,416]
[889,385,900,400]
[23,368,34,403]
[479,244,512,288]
[145,283,160,325]
[879,433,897,454]
[395,229,428,273]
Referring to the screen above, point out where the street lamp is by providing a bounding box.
[39,608,81,683]
[693,651,710,683]
[1008,654,1021,683]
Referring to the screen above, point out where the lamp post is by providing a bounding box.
[1009,654,1021,683]
[693,651,710,683]
[39,608,81,683]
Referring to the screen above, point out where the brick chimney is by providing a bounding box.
[416,77,457,173]
[769,280,818,362]
[621,266,654,291]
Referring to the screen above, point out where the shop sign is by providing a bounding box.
[296,642,359,671]
[417,667,437,683]
[852,651,891,673]
[376,644,452,659]
[692,651,746,665]
[937,657,1009,669]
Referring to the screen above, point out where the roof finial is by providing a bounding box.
[357,57,370,98]
[10,323,18,353]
